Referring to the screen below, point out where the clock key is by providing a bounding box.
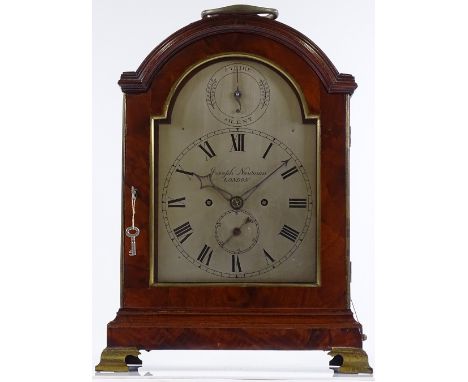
[125,226,140,257]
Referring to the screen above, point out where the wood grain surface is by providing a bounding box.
[106,13,362,351]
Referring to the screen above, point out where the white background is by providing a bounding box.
[1,0,467,382]
[92,0,374,377]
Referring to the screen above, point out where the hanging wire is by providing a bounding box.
[351,298,367,340]
[131,186,137,228]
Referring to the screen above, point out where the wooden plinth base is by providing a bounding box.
[106,308,364,350]
[96,309,372,373]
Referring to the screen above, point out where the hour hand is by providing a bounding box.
[192,172,233,201]
[194,173,215,189]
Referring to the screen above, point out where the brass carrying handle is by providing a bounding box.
[201,4,279,20]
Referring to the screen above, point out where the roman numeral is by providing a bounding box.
[173,221,193,243]
[231,255,242,272]
[279,224,299,242]
[230,133,245,151]
[289,198,307,208]
[167,196,186,208]
[197,244,213,265]
[176,168,193,176]
[262,142,273,159]
[198,140,216,159]
[281,165,298,180]
[263,249,275,263]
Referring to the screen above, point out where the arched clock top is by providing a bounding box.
[118,14,357,95]
[151,53,318,125]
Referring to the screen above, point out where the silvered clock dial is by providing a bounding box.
[156,57,318,284]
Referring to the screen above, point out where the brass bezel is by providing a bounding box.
[149,53,321,287]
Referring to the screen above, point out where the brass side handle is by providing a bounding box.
[201,4,279,20]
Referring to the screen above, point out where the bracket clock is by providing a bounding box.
[96,4,372,375]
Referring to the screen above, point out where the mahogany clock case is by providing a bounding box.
[93,0,373,371]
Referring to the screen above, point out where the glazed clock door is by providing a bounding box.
[154,57,319,284]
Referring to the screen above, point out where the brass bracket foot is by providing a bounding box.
[95,347,142,372]
[328,347,373,374]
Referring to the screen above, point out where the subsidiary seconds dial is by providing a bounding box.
[206,63,270,127]
[161,128,313,278]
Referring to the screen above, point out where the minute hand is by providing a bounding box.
[240,158,291,201]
